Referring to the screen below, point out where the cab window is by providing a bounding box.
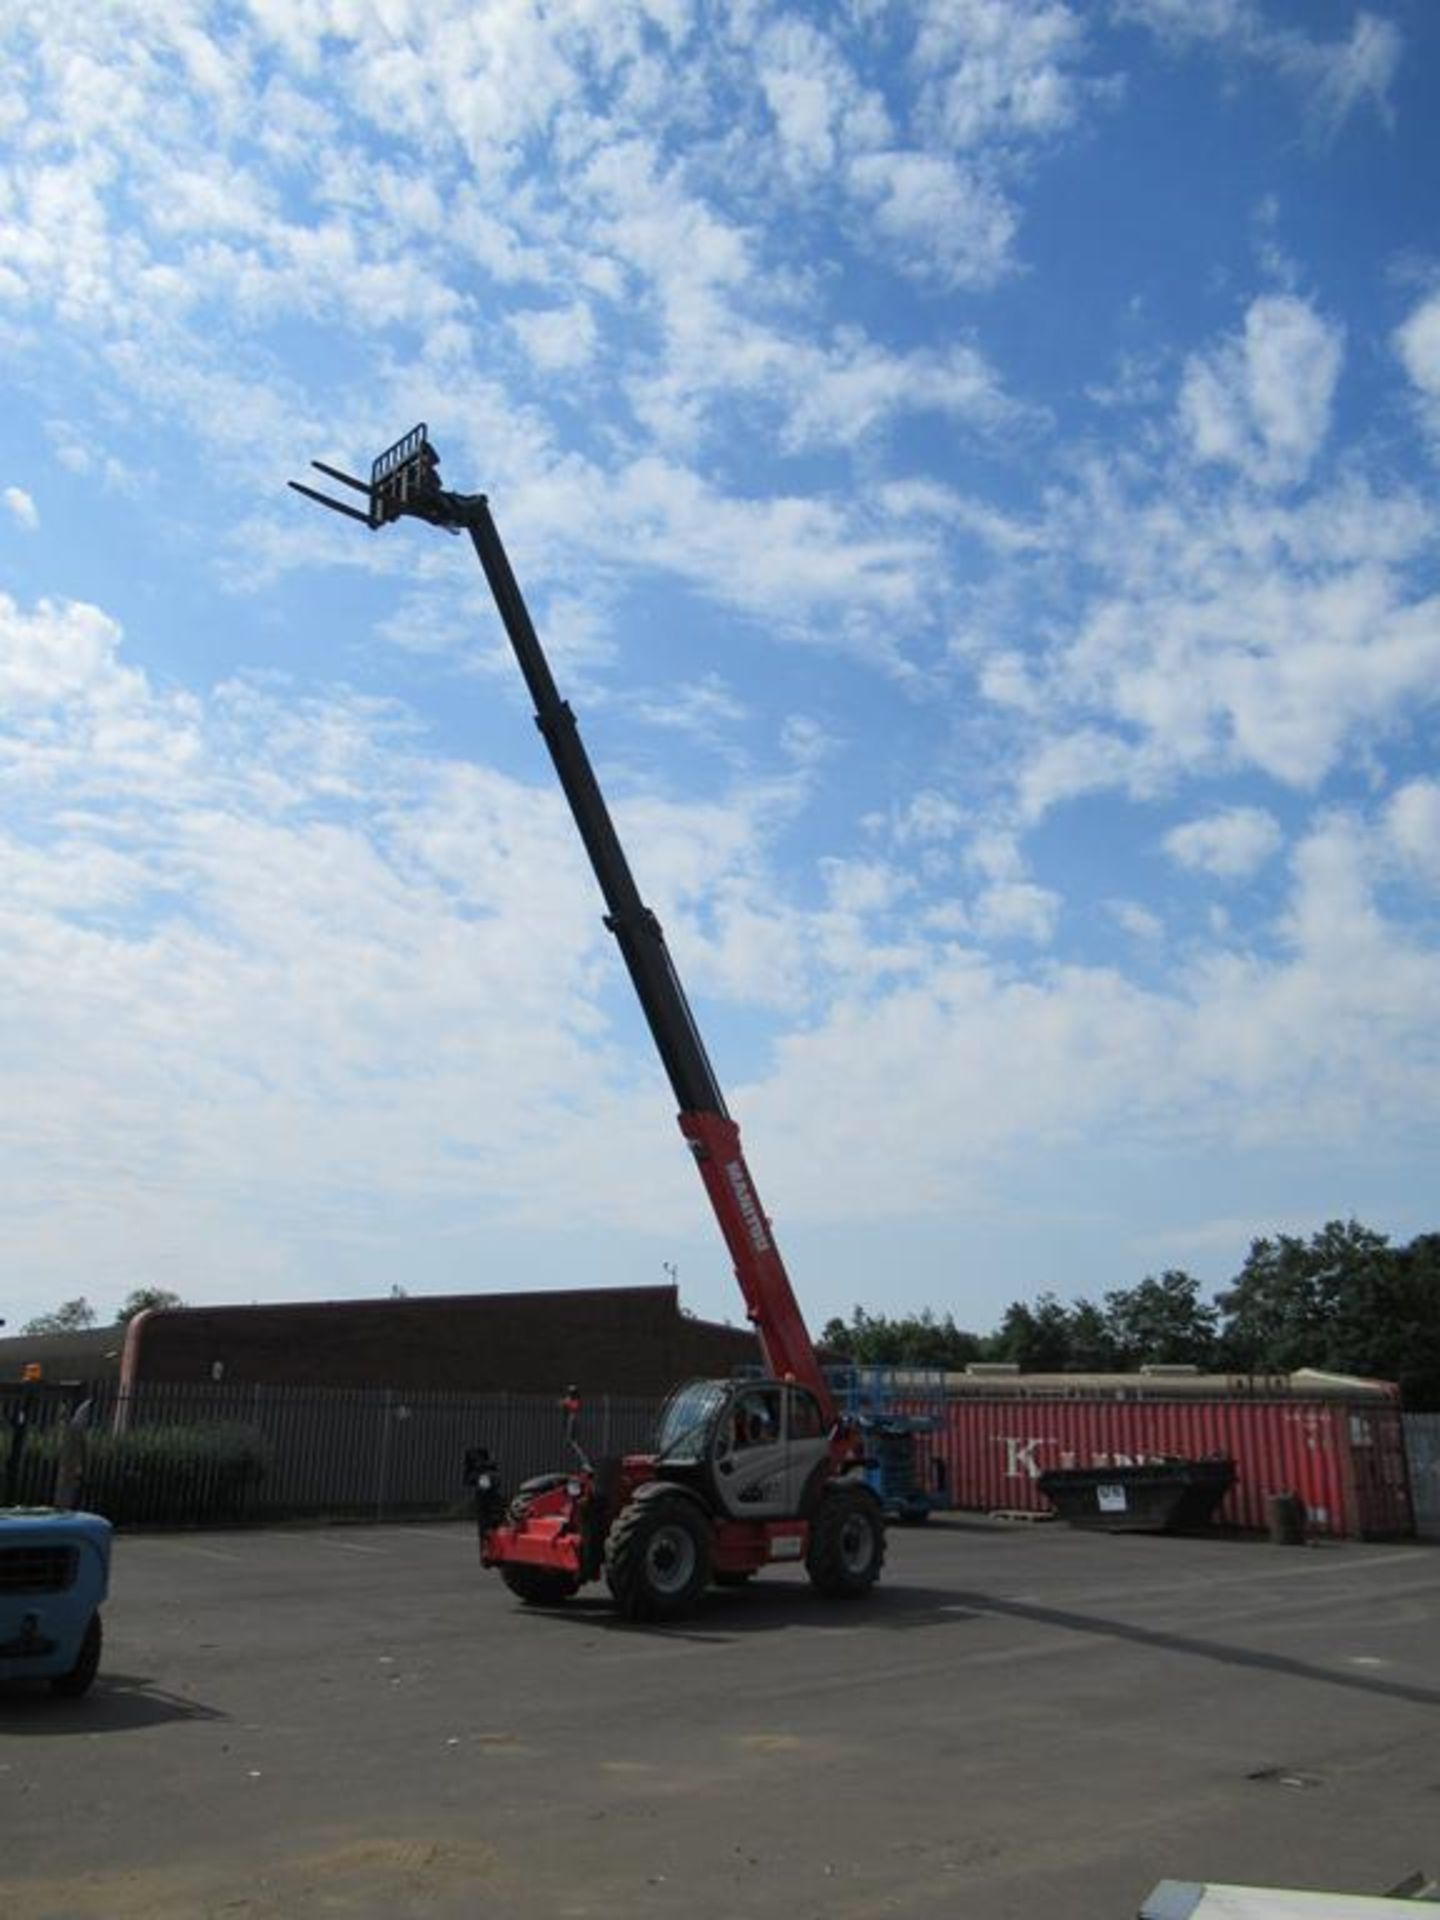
[787,1387,826,1440]
[729,1387,782,1450]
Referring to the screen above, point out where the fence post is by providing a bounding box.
[375,1388,394,1523]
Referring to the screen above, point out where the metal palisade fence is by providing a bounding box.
[5,1381,664,1528]
[9,1375,1440,1539]
[1405,1413,1440,1541]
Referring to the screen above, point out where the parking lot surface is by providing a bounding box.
[2,1517,1438,1919]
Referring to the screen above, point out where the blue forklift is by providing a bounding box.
[2,1372,112,1698]
[827,1367,950,1525]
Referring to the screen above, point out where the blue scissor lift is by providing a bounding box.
[827,1367,950,1525]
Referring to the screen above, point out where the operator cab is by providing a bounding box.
[651,1378,832,1522]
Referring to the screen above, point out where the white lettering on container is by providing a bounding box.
[999,1436,1053,1481]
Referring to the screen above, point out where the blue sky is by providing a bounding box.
[2,1,1438,1339]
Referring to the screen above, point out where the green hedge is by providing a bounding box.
[15,1423,271,1527]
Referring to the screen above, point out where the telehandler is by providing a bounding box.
[293,428,884,1621]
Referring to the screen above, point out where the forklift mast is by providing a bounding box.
[291,427,834,1421]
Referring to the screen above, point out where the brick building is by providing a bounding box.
[71,1284,756,1396]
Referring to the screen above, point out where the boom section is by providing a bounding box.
[463,499,726,1123]
[289,429,834,1418]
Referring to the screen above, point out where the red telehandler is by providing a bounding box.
[292,427,885,1621]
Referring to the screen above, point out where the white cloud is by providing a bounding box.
[997,440,1440,815]
[965,830,1027,883]
[1016,727,1144,820]
[779,714,839,768]
[1179,294,1344,489]
[748,803,1440,1224]
[821,857,905,917]
[1274,11,1402,139]
[605,456,936,658]
[1385,779,1440,887]
[756,29,841,177]
[745,2,1105,295]
[0,587,718,1289]
[847,150,1017,290]
[893,791,966,846]
[1275,810,1391,973]
[508,301,598,372]
[978,649,1043,713]
[627,305,1019,456]
[0,1,1040,657]
[1395,291,1440,455]
[972,880,1060,944]
[2,583,1439,1321]
[1164,806,1282,879]
[1108,899,1164,942]
[3,486,38,529]
[632,672,747,741]
[914,0,1098,149]
[880,482,1043,556]
[0,593,150,716]
[1115,2,1402,137]
[782,337,1019,450]
[1396,291,1440,393]
[753,15,891,182]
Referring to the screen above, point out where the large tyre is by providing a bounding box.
[51,1613,102,1698]
[604,1495,711,1623]
[806,1485,886,1599]
[500,1564,581,1606]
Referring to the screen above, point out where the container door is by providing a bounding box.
[1343,1407,1413,1540]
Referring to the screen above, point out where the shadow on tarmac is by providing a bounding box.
[946,1589,1440,1710]
[514,1580,973,1644]
[0,1671,227,1735]
[516,1574,1440,1707]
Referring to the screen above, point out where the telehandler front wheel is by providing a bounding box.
[806,1485,885,1599]
[500,1565,581,1606]
[605,1494,711,1623]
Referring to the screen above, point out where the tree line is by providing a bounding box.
[821,1220,1440,1409]
[16,1288,185,1335]
[17,1220,1440,1408]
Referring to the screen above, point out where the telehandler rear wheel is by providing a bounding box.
[605,1494,711,1622]
[806,1484,885,1599]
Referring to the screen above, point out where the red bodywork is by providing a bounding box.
[679,1111,834,1423]
[481,1107,852,1584]
[482,1419,866,1582]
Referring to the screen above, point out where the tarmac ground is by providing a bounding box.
[2,1515,1438,1919]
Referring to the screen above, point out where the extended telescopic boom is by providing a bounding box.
[291,428,833,1417]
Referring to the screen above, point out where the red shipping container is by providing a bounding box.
[932,1393,1411,1539]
